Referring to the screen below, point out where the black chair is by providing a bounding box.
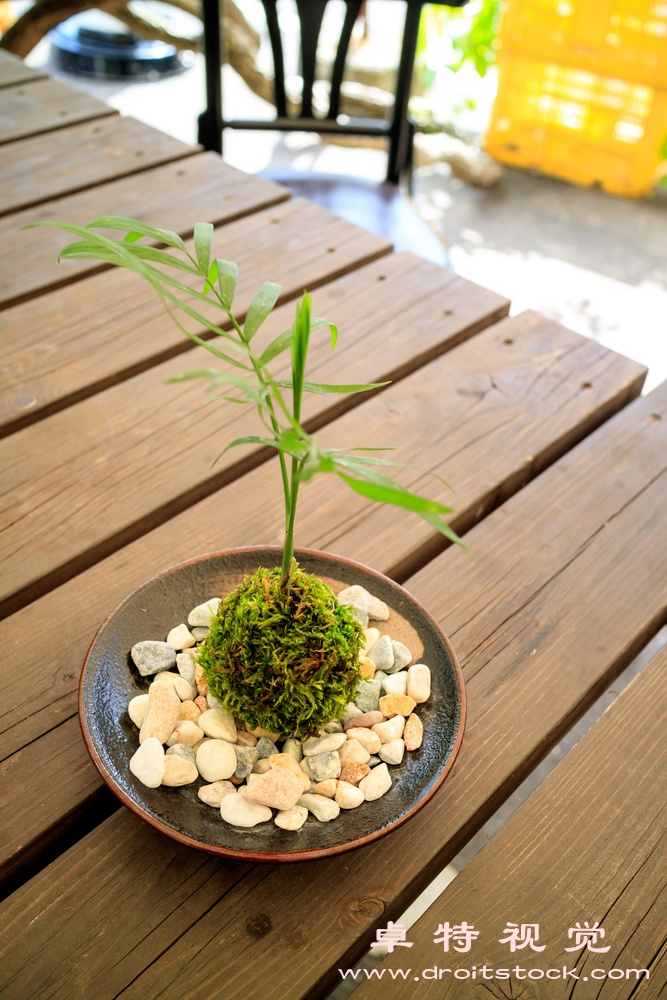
[197,0,466,266]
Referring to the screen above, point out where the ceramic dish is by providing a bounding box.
[79,546,466,862]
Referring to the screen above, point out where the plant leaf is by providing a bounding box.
[60,240,199,273]
[258,317,333,367]
[124,232,143,243]
[217,259,238,309]
[274,379,389,395]
[203,259,218,297]
[336,471,454,516]
[244,281,282,340]
[84,216,188,252]
[194,222,214,274]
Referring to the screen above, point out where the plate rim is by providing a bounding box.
[79,545,466,862]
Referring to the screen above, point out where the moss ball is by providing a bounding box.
[198,565,364,740]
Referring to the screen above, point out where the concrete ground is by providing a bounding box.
[25,31,667,989]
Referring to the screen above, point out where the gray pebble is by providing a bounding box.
[234,745,260,780]
[340,702,363,725]
[176,652,196,684]
[256,736,279,759]
[191,627,210,642]
[354,677,382,713]
[131,640,176,677]
[390,640,412,671]
[367,635,395,672]
[302,751,341,781]
[282,738,303,762]
[166,744,197,766]
[367,755,381,767]
[374,670,388,685]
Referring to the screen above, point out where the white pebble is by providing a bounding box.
[166,623,195,650]
[162,755,198,786]
[388,715,405,738]
[198,780,236,806]
[206,691,225,709]
[275,805,308,831]
[128,694,149,728]
[199,708,237,742]
[130,737,165,788]
[297,793,340,822]
[379,739,405,765]
[361,628,380,657]
[139,681,181,745]
[335,781,365,809]
[166,720,204,748]
[382,671,408,696]
[407,664,431,703]
[196,738,237,781]
[188,598,221,627]
[359,762,392,801]
[338,585,389,621]
[302,732,347,756]
[367,635,394,671]
[282,738,303,763]
[220,793,272,827]
[371,721,397,744]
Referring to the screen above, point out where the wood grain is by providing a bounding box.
[353,645,667,1000]
[0,195,391,434]
[0,315,645,891]
[0,115,197,216]
[0,50,48,87]
[0,383,664,1000]
[0,151,289,310]
[0,77,116,144]
[0,252,505,611]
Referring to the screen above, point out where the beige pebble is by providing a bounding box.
[235,729,258,747]
[199,708,236,742]
[388,714,405,738]
[378,738,405,765]
[188,598,221,627]
[274,805,308,831]
[314,778,338,798]
[282,738,303,762]
[338,739,371,768]
[344,710,383,731]
[196,738,237,781]
[335,780,365,809]
[345,727,381,754]
[128,694,149,729]
[359,656,375,679]
[371,721,398,744]
[253,758,272,774]
[246,724,282,741]
[194,663,209,696]
[378,693,417,718]
[130,737,165,787]
[162,755,198,786]
[220,793,272,828]
[194,695,208,713]
[139,682,181,744]
[359,762,392,801]
[178,700,202,724]
[381,671,408,697]
[407,664,431,704]
[166,720,204,748]
[192,736,212,752]
[404,713,424,750]
[339,762,371,786]
[240,768,304,810]
[297,793,340,822]
[268,753,311,790]
[166,623,195,650]
[303,733,347,755]
[198,780,236,806]
[322,720,344,733]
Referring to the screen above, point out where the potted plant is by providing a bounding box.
[35,216,467,854]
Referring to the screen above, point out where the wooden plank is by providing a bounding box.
[0,50,48,87]
[0,251,505,612]
[0,195,389,435]
[0,151,289,310]
[0,314,645,889]
[353,646,667,1000]
[0,77,116,144]
[0,381,664,1000]
[0,115,198,216]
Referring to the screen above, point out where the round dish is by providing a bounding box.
[79,546,466,862]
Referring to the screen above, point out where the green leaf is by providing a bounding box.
[61,240,199,273]
[274,379,389,395]
[194,222,213,275]
[84,216,188,252]
[167,368,258,396]
[203,259,218,297]
[124,232,143,244]
[244,281,282,340]
[258,317,332,367]
[336,471,454,517]
[217,259,238,309]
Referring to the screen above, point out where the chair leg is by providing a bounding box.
[386,0,422,183]
[199,0,223,154]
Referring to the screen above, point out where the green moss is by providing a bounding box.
[198,565,364,740]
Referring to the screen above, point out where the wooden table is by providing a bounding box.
[0,48,665,1000]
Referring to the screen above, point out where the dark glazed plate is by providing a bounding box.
[79,546,466,862]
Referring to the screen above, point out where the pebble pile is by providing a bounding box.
[127,585,431,832]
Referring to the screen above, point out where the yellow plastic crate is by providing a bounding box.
[499,0,667,88]
[485,52,667,196]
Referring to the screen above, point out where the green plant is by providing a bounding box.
[33,216,463,736]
